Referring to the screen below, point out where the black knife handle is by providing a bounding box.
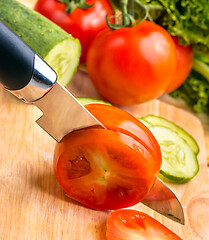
[0,20,35,90]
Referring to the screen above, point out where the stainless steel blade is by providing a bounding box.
[34,81,105,142]
[142,177,185,224]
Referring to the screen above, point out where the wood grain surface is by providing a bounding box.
[0,1,209,239]
[0,70,208,240]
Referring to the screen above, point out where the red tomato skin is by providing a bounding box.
[86,21,177,105]
[54,105,162,210]
[85,104,162,171]
[34,0,113,64]
[106,209,183,240]
[166,36,193,93]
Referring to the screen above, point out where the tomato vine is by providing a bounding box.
[106,0,153,30]
[58,0,95,13]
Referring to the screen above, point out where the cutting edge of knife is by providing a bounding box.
[141,177,185,225]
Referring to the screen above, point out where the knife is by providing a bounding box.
[0,20,184,224]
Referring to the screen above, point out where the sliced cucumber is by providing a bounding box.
[0,0,81,87]
[142,115,199,155]
[138,119,153,128]
[76,97,111,106]
[149,126,199,183]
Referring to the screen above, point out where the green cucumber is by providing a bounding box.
[0,0,81,87]
[149,126,199,183]
[76,97,111,106]
[142,115,199,155]
[138,119,153,128]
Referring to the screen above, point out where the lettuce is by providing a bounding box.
[152,0,209,52]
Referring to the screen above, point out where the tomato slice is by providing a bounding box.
[85,104,162,171]
[54,105,162,210]
[54,128,157,209]
[106,209,183,240]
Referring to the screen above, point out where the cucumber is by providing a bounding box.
[76,97,111,106]
[149,126,199,183]
[142,115,199,155]
[138,119,153,128]
[0,0,81,87]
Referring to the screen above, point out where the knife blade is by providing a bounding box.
[0,20,184,224]
[142,177,184,224]
[35,80,105,142]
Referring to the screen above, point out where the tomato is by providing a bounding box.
[106,209,183,240]
[86,21,177,105]
[85,104,162,163]
[54,104,162,210]
[34,0,113,64]
[166,36,193,93]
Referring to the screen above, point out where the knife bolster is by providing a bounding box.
[9,54,57,103]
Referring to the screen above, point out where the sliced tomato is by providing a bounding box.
[85,104,162,168]
[106,209,183,240]
[54,105,162,210]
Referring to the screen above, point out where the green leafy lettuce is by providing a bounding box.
[151,0,209,51]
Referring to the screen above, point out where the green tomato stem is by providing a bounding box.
[58,0,95,14]
[130,0,134,17]
[121,0,129,25]
[106,0,152,30]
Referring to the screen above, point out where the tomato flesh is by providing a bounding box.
[54,105,162,210]
[54,129,157,209]
[85,104,162,170]
[106,209,183,239]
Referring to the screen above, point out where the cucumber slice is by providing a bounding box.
[149,126,199,183]
[76,97,111,106]
[138,119,153,128]
[142,115,199,155]
[0,0,81,87]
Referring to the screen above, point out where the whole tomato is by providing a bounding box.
[166,36,193,93]
[86,21,177,105]
[53,104,162,210]
[106,209,183,240]
[34,0,113,64]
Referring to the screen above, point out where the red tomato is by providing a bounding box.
[106,209,183,240]
[86,21,177,105]
[54,104,162,210]
[34,0,113,64]
[166,36,193,93]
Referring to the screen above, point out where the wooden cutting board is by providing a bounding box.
[0,69,208,240]
[0,1,208,239]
